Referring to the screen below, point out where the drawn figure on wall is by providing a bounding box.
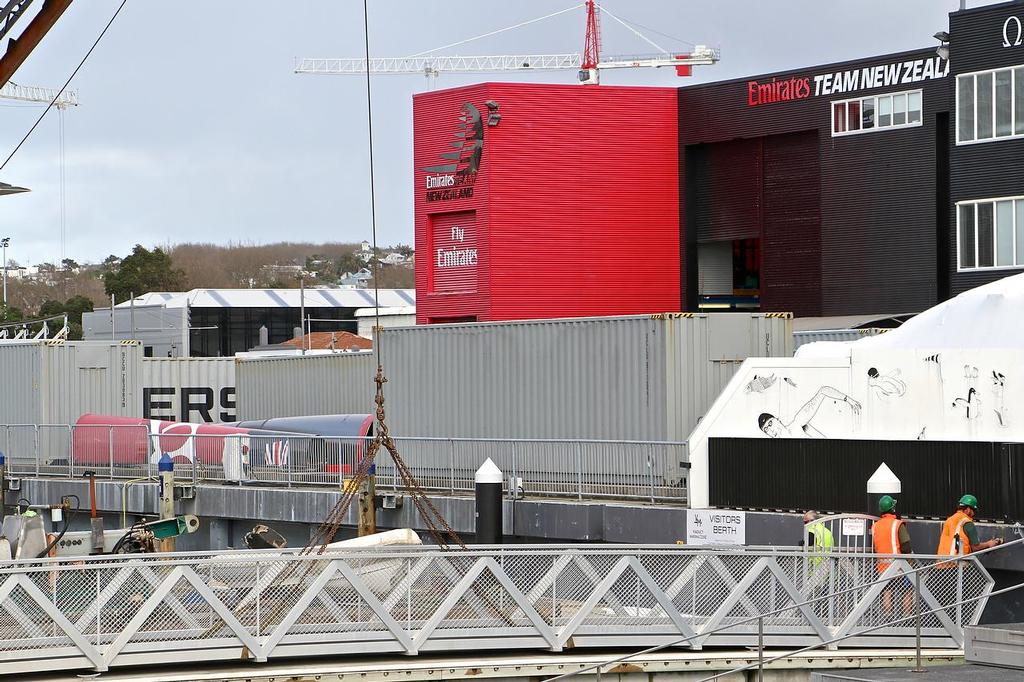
[952,365,981,419]
[745,374,777,394]
[867,367,907,399]
[992,371,1008,427]
[745,374,797,394]
[757,387,862,438]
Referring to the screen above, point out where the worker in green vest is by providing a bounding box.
[803,510,835,567]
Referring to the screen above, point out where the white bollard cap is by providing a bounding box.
[866,462,901,494]
[475,457,503,484]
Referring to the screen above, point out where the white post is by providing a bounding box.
[1,237,7,306]
[299,279,306,356]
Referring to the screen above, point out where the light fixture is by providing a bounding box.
[934,30,950,61]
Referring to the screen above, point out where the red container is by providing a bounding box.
[414,82,682,324]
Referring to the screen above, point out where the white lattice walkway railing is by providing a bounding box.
[0,545,994,675]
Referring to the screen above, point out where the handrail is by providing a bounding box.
[545,532,1022,681]
[0,543,994,675]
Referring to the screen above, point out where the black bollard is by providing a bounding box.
[475,458,503,544]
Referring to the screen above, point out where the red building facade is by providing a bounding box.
[413,82,681,324]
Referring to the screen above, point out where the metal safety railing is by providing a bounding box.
[0,424,688,503]
[0,544,993,676]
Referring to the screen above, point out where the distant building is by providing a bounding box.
[354,306,416,340]
[381,252,407,265]
[339,268,372,287]
[82,287,415,357]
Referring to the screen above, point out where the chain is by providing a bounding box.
[302,365,465,554]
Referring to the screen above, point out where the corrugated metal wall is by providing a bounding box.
[487,83,681,321]
[760,131,822,315]
[414,83,681,323]
[697,242,733,295]
[793,327,889,349]
[0,341,143,425]
[378,316,667,441]
[141,357,236,422]
[692,138,763,243]
[709,437,1024,522]
[235,352,376,421]
[233,315,793,442]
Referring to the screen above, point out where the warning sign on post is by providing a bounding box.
[685,510,746,546]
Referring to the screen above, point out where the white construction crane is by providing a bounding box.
[295,1,718,85]
[0,80,77,108]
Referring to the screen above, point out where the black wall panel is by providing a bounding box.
[761,131,822,315]
[709,437,1024,522]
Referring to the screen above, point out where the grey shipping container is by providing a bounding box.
[0,340,142,424]
[235,313,792,442]
[793,327,889,351]
[141,356,236,423]
[0,340,143,467]
[235,352,376,421]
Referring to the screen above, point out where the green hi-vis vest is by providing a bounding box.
[807,521,835,567]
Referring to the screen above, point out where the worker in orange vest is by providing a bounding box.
[873,495,913,615]
[937,494,1004,564]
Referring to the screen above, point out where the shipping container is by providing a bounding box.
[0,340,143,467]
[141,356,236,422]
[235,313,792,443]
[0,340,142,424]
[793,328,889,350]
[235,352,376,421]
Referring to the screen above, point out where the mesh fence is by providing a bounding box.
[0,545,995,674]
[1,426,687,503]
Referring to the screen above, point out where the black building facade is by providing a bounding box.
[679,1,1024,318]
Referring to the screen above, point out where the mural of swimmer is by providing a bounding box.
[758,387,862,438]
[867,367,907,398]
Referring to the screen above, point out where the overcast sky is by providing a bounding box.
[0,0,963,266]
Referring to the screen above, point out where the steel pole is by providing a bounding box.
[758,615,764,682]
[2,239,7,306]
[914,569,924,673]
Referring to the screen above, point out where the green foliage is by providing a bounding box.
[0,303,22,324]
[39,299,64,318]
[62,295,94,324]
[102,245,185,304]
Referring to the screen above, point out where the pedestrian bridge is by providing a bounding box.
[0,544,994,676]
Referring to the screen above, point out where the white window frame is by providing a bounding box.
[956,63,1024,145]
[955,194,1024,273]
[830,88,923,137]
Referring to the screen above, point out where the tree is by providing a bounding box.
[103,245,185,304]
[63,295,94,324]
[61,258,79,271]
[39,300,64,319]
[0,303,22,324]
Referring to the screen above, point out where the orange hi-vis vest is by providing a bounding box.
[873,513,904,572]
[937,510,973,567]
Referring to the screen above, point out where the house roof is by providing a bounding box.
[117,288,415,309]
[281,331,372,351]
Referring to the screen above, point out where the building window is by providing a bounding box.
[831,89,923,136]
[957,64,1024,144]
[956,195,1024,272]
